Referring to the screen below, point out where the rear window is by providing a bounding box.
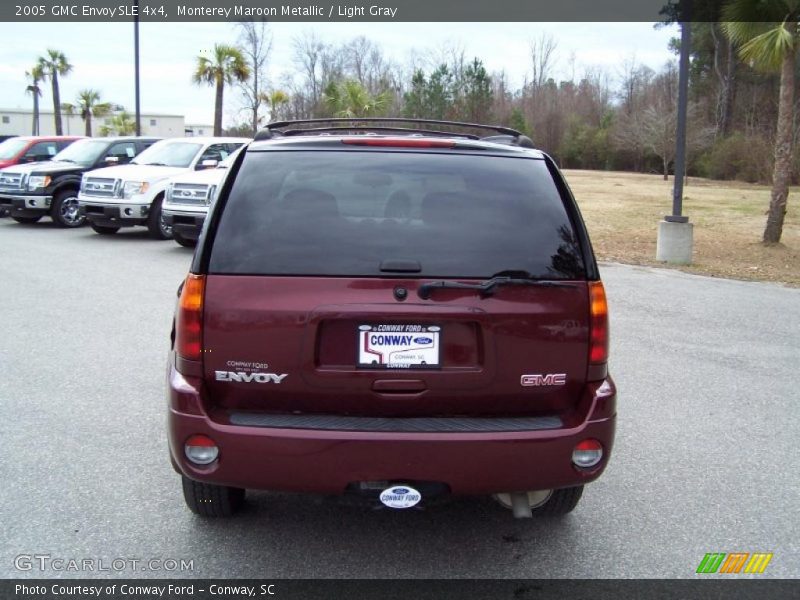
[209,150,585,279]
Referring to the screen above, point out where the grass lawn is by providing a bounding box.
[563,170,800,286]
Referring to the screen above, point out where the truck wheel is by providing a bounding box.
[90,223,120,235]
[181,476,244,517]
[173,231,197,248]
[51,189,85,228]
[12,216,41,224]
[147,196,172,240]
[0,208,8,218]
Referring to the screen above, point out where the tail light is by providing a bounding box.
[588,281,609,380]
[176,274,205,362]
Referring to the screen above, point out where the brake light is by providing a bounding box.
[588,281,609,365]
[176,274,205,362]
[341,137,456,148]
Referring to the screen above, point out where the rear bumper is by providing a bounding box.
[167,362,616,495]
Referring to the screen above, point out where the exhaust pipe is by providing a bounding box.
[510,492,533,519]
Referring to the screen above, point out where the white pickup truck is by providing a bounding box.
[78,136,248,239]
[162,151,239,248]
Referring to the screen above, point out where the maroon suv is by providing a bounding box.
[167,119,615,519]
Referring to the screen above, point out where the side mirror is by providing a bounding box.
[200,159,218,169]
[104,156,120,164]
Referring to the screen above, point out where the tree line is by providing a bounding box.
[19,2,799,244]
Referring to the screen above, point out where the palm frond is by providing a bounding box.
[740,22,796,70]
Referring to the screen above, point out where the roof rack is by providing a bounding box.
[279,126,481,140]
[254,118,535,148]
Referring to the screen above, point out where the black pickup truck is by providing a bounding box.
[0,136,160,227]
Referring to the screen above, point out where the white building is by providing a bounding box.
[0,108,186,138]
[185,123,215,137]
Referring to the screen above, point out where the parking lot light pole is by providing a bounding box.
[134,0,141,136]
[656,12,694,265]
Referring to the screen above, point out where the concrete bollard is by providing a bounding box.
[656,220,694,265]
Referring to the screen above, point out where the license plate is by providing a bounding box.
[358,324,440,369]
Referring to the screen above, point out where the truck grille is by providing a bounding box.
[168,183,211,206]
[0,171,27,193]
[81,177,120,198]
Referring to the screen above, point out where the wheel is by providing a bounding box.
[147,196,173,240]
[11,215,41,224]
[173,231,197,248]
[493,486,584,516]
[181,476,244,517]
[533,486,583,515]
[90,223,120,235]
[0,208,8,218]
[51,189,85,228]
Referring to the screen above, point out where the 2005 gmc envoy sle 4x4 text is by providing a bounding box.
[167,118,616,519]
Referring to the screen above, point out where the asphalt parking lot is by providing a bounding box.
[1,218,798,579]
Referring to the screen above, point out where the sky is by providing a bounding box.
[0,21,677,127]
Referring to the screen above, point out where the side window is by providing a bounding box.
[25,142,58,162]
[197,144,226,169]
[104,142,138,165]
[57,140,74,151]
[140,140,157,152]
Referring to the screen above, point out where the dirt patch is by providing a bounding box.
[564,170,800,286]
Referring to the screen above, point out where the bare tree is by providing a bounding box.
[292,31,325,111]
[529,34,558,90]
[237,20,273,133]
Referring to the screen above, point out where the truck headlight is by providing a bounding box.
[28,175,51,190]
[122,181,149,199]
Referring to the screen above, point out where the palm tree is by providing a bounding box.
[260,90,289,123]
[323,80,390,118]
[723,1,800,244]
[192,44,250,136]
[37,49,73,136]
[100,111,136,136]
[76,89,112,137]
[25,64,44,135]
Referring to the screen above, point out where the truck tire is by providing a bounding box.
[90,223,120,235]
[12,216,41,224]
[147,196,172,240]
[173,231,197,248]
[181,476,244,517]
[51,189,85,228]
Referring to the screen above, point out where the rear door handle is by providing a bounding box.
[371,379,427,393]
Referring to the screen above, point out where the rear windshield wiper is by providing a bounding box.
[418,270,576,299]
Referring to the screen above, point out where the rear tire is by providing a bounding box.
[493,486,584,516]
[90,223,120,235]
[51,189,85,228]
[173,231,197,248]
[533,486,584,515]
[181,476,244,517]
[147,196,172,240]
[12,215,41,224]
